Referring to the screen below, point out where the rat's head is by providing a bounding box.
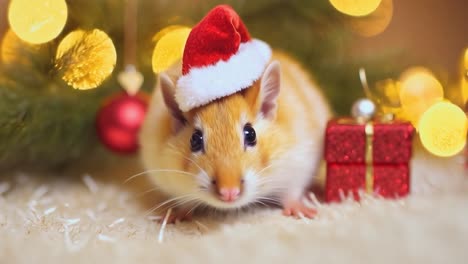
[152,61,283,209]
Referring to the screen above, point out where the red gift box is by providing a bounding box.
[324,118,415,202]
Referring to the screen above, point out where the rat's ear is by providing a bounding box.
[257,61,281,120]
[159,73,186,132]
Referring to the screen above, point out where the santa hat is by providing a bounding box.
[175,5,272,112]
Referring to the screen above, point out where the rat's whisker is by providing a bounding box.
[254,200,269,208]
[256,195,282,203]
[256,163,275,175]
[155,191,204,215]
[144,193,199,216]
[186,200,204,217]
[124,169,197,184]
[170,196,201,209]
[256,180,290,190]
[256,178,285,185]
[167,148,209,177]
[253,194,283,206]
[134,186,162,198]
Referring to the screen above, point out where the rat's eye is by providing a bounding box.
[190,129,204,152]
[243,123,256,147]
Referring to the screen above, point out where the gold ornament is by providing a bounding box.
[399,67,444,128]
[8,0,68,44]
[418,101,467,157]
[330,0,382,17]
[152,26,191,73]
[348,0,393,37]
[55,29,117,90]
[118,65,144,96]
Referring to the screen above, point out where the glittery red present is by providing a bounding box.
[324,118,415,202]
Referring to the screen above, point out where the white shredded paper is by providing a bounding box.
[0,182,11,195]
[82,174,98,194]
[108,218,125,228]
[97,202,107,212]
[308,192,322,208]
[63,225,88,252]
[147,215,162,221]
[86,210,97,221]
[43,207,57,216]
[62,218,81,226]
[32,185,49,200]
[98,234,116,243]
[194,221,209,233]
[158,208,172,243]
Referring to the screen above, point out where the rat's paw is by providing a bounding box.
[157,208,193,224]
[282,199,317,219]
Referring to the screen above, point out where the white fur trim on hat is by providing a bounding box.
[175,39,272,112]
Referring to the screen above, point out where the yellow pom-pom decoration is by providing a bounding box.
[330,0,382,17]
[152,26,191,73]
[418,101,468,157]
[8,0,68,44]
[399,67,444,127]
[55,29,117,90]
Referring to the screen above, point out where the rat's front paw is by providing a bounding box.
[282,199,317,219]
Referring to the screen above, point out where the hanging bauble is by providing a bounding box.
[96,92,148,154]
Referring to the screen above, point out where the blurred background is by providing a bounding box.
[0,0,466,170]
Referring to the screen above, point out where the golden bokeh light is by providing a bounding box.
[462,48,468,105]
[55,29,116,90]
[399,67,444,127]
[8,0,68,44]
[152,26,191,73]
[330,0,382,17]
[418,101,467,157]
[372,78,406,119]
[1,29,37,66]
[349,0,393,37]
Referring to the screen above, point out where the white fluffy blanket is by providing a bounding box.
[0,141,466,264]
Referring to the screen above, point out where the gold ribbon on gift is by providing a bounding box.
[335,118,376,193]
[364,122,374,193]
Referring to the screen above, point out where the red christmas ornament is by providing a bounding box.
[96,92,148,154]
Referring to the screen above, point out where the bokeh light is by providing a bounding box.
[399,67,444,127]
[152,26,191,73]
[8,0,68,44]
[1,29,37,66]
[349,0,393,37]
[462,48,468,105]
[330,0,382,17]
[418,101,467,157]
[55,29,116,90]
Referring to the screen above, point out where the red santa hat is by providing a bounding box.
[175,5,272,112]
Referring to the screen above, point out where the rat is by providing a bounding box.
[138,51,332,222]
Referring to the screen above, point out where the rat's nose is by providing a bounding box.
[218,188,240,202]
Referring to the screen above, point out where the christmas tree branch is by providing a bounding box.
[0,0,406,169]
